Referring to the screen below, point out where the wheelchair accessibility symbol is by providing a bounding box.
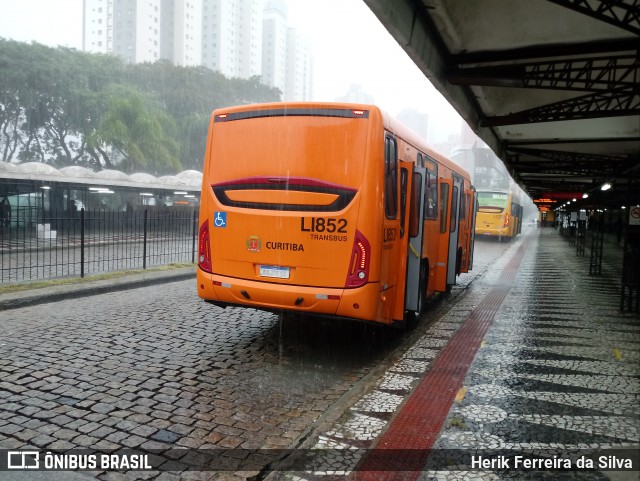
[214,211,227,228]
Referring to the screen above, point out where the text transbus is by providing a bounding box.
[197,103,476,325]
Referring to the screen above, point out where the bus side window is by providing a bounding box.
[460,189,466,221]
[409,172,421,238]
[450,186,458,233]
[423,155,438,220]
[385,136,398,219]
[440,183,449,233]
[400,168,408,237]
[424,172,438,219]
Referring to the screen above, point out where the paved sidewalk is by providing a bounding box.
[265,228,640,481]
[0,267,195,311]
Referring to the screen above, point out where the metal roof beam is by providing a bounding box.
[451,38,638,65]
[523,168,614,176]
[505,146,631,164]
[516,163,619,174]
[504,137,640,146]
[482,87,640,126]
[447,55,639,91]
[545,0,640,35]
[522,169,618,176]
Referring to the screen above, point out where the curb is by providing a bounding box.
[0,267,196,311]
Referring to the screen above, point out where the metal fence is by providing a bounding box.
[0,208,197,283]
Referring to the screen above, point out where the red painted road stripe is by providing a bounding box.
[353,240,530,480]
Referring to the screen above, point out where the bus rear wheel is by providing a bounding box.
[406,261,428,328]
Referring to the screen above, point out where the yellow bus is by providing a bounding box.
[475,190,523,241]
[197,102,475,325]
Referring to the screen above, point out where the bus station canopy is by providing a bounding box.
[364,0,639,209]
[0,161,202,196]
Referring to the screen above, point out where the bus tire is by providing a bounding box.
[406,261,428,328]
[417,261,428,315]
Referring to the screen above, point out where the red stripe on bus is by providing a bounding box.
[212,176,357,192]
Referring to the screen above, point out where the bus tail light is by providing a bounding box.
[345,230,370,288]
[503,213,510,228]
[198,220,212,272]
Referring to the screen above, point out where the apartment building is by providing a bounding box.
[201,0,263,78]
[161,0,202,66]
[83,0,201,66]
[261,0,287,95]
[82,0,114,54]
[283,27,312,101]
[83,0,312,100]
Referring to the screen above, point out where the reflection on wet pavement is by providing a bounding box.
[268,229,639,481]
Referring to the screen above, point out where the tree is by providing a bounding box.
[89,86,181,175]
[125,62,280,170]
[0,39,282,173]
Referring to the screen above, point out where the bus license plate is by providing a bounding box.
[259,265,290,279]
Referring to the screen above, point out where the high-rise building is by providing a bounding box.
[161,0,203,66]
[83,0,201,66]
[261,1,312,101]
[83,0,313,100]
[82,0,114,54]
[116,0,161,64]
[261,0,287,96]
[201,0,263,78]
[283,27,312,101]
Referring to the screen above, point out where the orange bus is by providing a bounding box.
[197,102,475,326]
[475,190,523,241]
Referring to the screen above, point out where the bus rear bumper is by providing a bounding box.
[197,268,382,321]
[475,227,510,237]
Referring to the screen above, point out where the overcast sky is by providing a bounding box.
[0,0,464,142]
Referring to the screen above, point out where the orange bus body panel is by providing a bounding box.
[433,178,452,293]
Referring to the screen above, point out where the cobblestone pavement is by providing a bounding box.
[430,229,639,481]
[265,228,639,481]
[0,236,511,480]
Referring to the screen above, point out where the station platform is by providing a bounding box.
[267,227,640,480]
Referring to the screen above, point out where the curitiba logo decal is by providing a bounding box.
[246,235,262,253]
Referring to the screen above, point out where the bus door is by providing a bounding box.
[392,161,414,321]
[468,188,477,271]
[405,166,426,313]
[433,178,452,292]
[447,174,463,285]
[459,187,474,273]
[380,134,401,323]
[516,203,523,234]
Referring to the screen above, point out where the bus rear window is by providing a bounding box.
[478,192,508,210]
[208,112,368,208]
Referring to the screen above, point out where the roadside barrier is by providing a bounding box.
[0,208,197,283]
